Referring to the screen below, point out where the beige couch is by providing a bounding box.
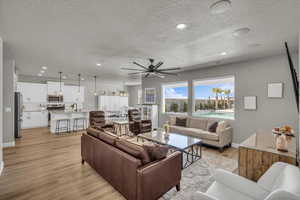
[169,116,233,152]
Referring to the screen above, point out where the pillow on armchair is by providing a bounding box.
[208,121,218,133]
[175,117,187,127]
[216,121,229,134]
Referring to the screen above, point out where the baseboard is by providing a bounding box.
[0,161,4,176]
[3,141,15,148]
[232,143,240,148]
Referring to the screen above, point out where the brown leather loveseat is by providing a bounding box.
[81,128,182,200]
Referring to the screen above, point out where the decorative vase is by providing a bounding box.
[163,123,170,134]
[276,134,288,152]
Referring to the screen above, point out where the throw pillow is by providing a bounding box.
[143,144,169,161]
[115,139,151,164]
[208,121,218,133]
[216,121,228,134]
[175,117,187,127]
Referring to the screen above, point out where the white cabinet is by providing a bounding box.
[63,85,84,103]
[47,81,64,95]
[17,82,47,103]
[22,111,48,129]
[98,96,128,111]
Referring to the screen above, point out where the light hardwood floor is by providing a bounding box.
[0,128,238,200]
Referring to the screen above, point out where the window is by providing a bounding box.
[193,76,234,120]
[162,82,188,114]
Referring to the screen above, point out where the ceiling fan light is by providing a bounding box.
[210,0,231,15]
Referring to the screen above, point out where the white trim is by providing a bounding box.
[3,141,15,148]
[0,161,4,176]
[232,143,240,148]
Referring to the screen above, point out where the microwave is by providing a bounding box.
[47,95,63,102]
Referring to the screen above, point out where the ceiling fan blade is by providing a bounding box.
[158,67,181,71]
[121,68,144,71]
[145,73,150,78]
[133,62,148,70]
[157,71,178,76]
[154,62,163,69]
[128,72,143,75]
[152,73,165,78]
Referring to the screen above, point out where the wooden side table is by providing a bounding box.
[239,131,297,181]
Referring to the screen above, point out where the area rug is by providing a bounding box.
[161,155,237,200]
[125,137,238,200]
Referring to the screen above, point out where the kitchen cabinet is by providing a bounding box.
[64,85,84,103]
[22,111,48,129]
[98,96,128,111]
[17,82,47,103]
[47,81,64,95]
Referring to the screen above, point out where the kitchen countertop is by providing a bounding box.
[49,110,89,114]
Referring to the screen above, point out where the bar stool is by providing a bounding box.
[73,117,87,132]
[55,119,71,134]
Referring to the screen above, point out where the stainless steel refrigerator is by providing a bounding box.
[15,92,23,138]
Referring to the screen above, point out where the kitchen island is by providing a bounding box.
[49,111,89,133]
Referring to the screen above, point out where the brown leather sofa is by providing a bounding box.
[89,111,114,132]
[128,109,152,135]
[82,128,182,200]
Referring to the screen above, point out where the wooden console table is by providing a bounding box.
[239,131,297,181]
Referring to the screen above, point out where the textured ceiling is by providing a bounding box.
[0,0,299,81]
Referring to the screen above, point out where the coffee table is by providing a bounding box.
[137,131,202,169]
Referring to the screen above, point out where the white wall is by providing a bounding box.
[127,85,141,107]
[142,53,299,144]
[0,37,4,174]
[3,60,15,144]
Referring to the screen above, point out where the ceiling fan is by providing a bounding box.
[121,58,181,78]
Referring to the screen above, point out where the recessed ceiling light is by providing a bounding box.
[41,66,47,70]
[81,78,85,81]
[96,63,101,66]
[210,0,231,15]
[233,27,251,37]
[40,70,45,73]
[176,23,187,30]
[62,75,67,79]
[220,52,227,56]
[38,73,42,77]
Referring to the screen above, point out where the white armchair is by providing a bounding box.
[193,162,300,200]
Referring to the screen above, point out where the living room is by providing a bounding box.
[0,0,300,200]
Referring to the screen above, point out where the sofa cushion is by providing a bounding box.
[170,126,219,141]
[175,117,187,127]
[185,128,219,141]
[169,116,176,126]
[208,121,218,133]
[271,165,300,196]
[189,117,207,130]
[216,121,229,134]
[87,127,118,145]
[115,139,151,165]
[143,144,169,161]
[87,127,100,138]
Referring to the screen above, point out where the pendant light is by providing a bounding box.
[59,72,63,95]
[78,73,81,94]
[94,76,98,96]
